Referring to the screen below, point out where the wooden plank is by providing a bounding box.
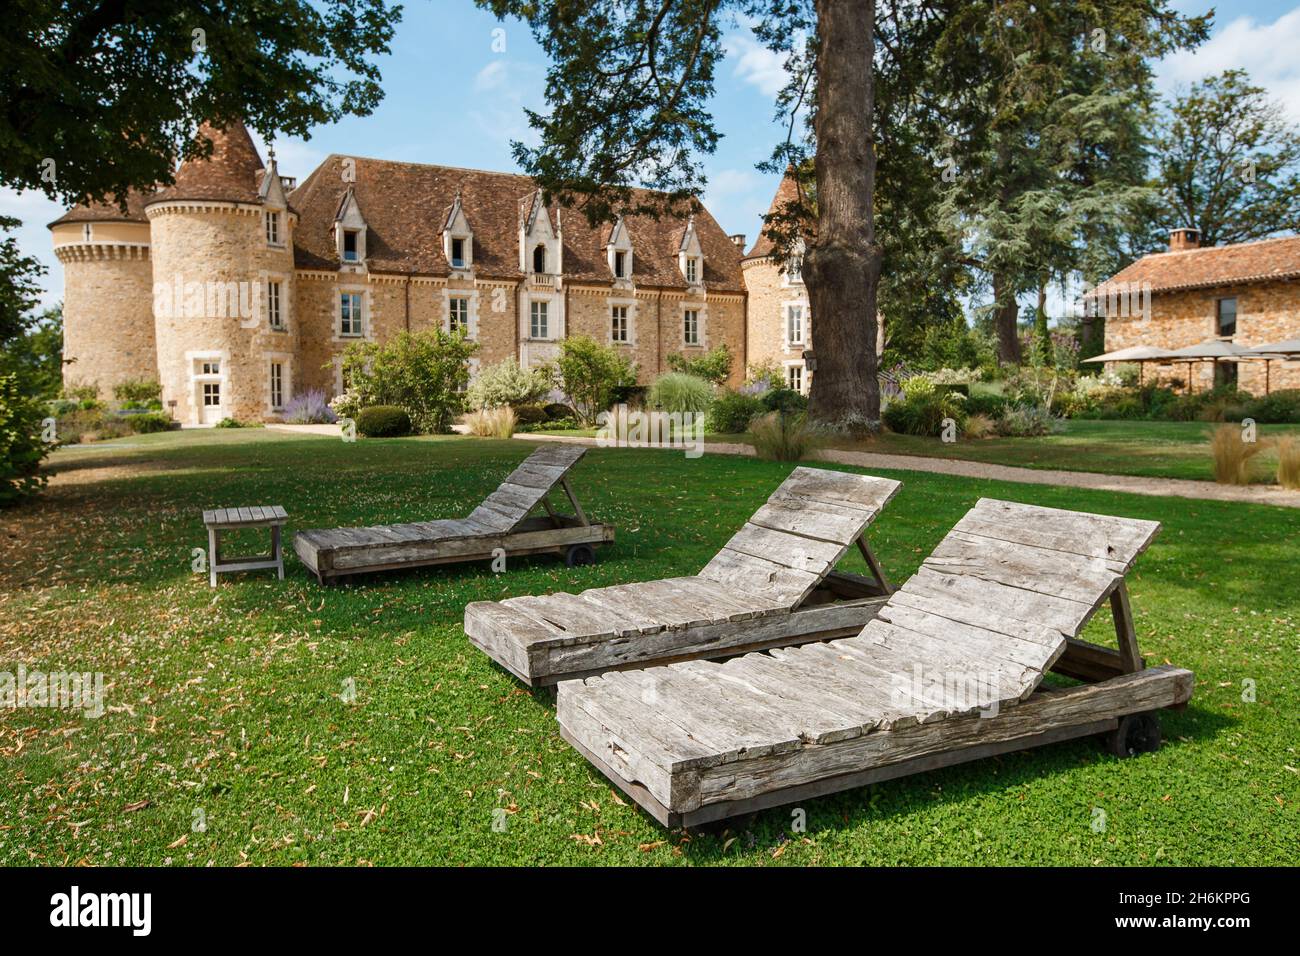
[923,531,1122,606]
[697,547,820,608]
[503,461,569,490]
[503,592,644,641]
[776,467,901,511]
[893,566,1097,638]
[721,522,847,575]
[749,496,871,545]
[953,498,1160,572]
[525,442,586,467]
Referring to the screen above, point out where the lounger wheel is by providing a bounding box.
[1105,712,1162,758]
[565,544,596,567]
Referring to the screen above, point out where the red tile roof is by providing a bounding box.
[147,121,266,206]
[289,155,743,290]
[48,190,151,227]
[1100,235,1300,294]
[745,170,801,259]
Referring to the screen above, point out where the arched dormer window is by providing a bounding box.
[519,189,562,277]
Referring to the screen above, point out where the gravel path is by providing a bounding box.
[514,433,1300,509]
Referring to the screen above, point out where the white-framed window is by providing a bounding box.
[202,382,221,407]
[450,237,467,270]
[786,304,805,347]
[267,280,284,330]
[611,305,630,343]
[684,257,699,284]
[449,296,470,334]
[340,292,364,336]
[787,254,803,284]
[200,359,221,376]
[342,229,361,262]
[786,363,804,393]
[265,211,282,246]
[683,308,700,346]
[270,362,285,410]
[530,300,549,339]
[614,250,628,279]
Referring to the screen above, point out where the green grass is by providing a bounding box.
[1,428,1296,865]
[536,419,1300,483]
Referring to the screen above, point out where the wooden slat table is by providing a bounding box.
[201,505,288,587]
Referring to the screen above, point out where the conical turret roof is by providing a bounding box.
[147,120,266,206]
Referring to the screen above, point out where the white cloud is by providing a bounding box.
[247,130,326,181]
[474,60,509,93]
[1157,9,1300,122]
[467,59,546,154]
[724,31,792,98]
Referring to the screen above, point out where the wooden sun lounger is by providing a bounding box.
[293,443,613,584]
[557,498,1195,828]
[466,467,901,686]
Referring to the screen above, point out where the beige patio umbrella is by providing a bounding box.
[1167,339,1260,394]
[1082,345,1171,385]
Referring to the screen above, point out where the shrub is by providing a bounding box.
[1209,423,1266,484]
[512,404,548,425]
[127,412,174,434]
[464,406,517,438]
[1,372,53,505]
[54,408,131,444]
[356,405,413,438]
[62,380,100,404]
[465,358,552,411]
[542,402,574,421]
[707,390,766,434]
[1244,389,1300,424]
[964,390,1008,419]
[112,379,162,404]
[329,390,363,421]
[996,404,1062,438]
[963,413,996,439]
[283,389,338,424]
[647,372,714,414]
[518,417,580,433]
[555,335,637,426]
[749,411,819,462]
[341,328,478,434]
[883,378,967,436]
[761,386,808,414]
[1275,435,1300,489]
[215,417,259,428]
[667,343,733,385]
[745,360,785,390]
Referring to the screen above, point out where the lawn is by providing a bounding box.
[1,428,1296,865]
[545,418,1300,483]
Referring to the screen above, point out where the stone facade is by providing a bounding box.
[52,223,156,398]
[1105,281,1300,393]
[52,121,790,420]
[742,254,810,392]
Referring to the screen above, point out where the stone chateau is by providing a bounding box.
[51,121,814,424]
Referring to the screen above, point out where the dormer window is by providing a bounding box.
[788,254,803,283]
[614,251,627,278]
[677,216,704,288]
[343,230,360,262]
[533,245,546,274]
[451,237,466,269]
[442,193,474,273]
[685,257,699,284]
[333,188,368,269]
[265,211,282,246]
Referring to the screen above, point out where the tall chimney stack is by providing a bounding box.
[1169,227,1201,252]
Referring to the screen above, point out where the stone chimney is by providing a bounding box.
[729,233,746,249]
[1169,228,1201,252]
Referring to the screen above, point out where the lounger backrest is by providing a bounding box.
[468,443,588,532]
[696,467,901,609]
[863,497,1161,700]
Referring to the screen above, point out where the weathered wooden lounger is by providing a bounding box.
[557,498,1195,828]
[465,467,901,686]
[293,443,613,584]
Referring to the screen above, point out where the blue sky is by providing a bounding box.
[7,0,1300,313]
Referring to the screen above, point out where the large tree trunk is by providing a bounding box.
[992,270,1022,365]
[804,0,882,431]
